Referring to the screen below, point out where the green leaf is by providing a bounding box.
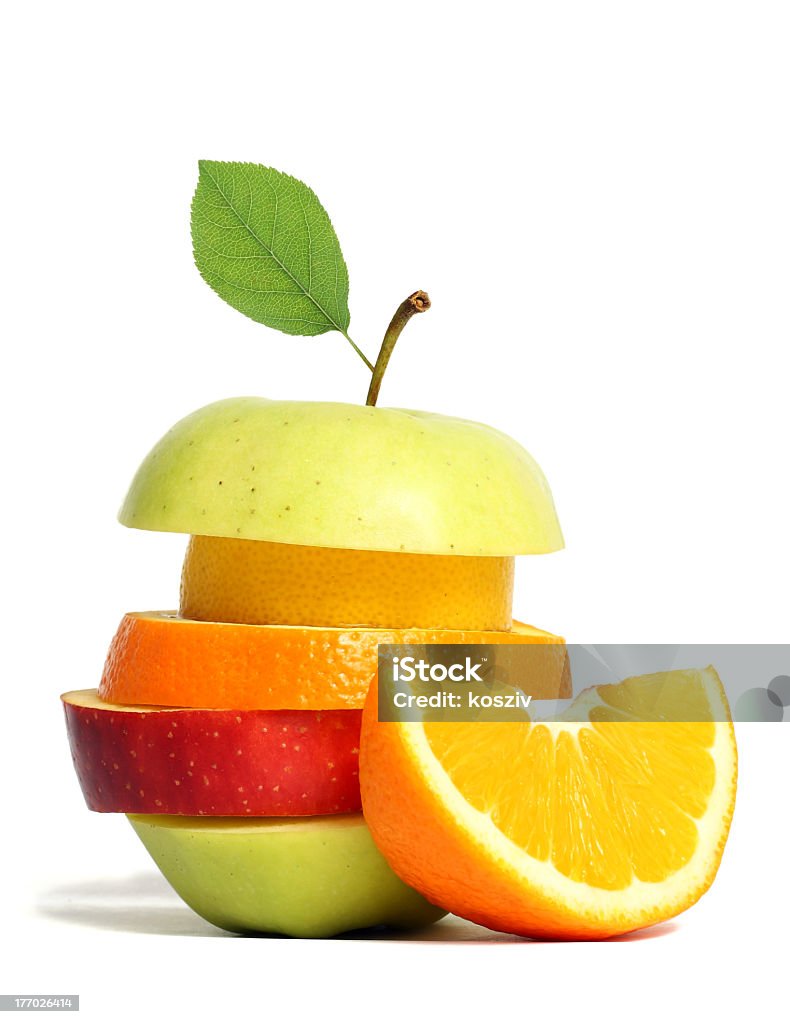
[192,161,351,338]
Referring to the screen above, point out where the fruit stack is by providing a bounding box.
[62,396,569,937]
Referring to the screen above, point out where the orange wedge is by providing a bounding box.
[360,666,737,939]
[180,535,514,630]
[99,612,569,711]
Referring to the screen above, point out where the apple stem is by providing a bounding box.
[366,291,431,406]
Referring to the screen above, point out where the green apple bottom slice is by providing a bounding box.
[128,814,443,938]
[107,396,564,937]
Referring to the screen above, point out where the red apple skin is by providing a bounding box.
[62,690,361,816]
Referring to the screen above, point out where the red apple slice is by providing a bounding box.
[62,690,361,816]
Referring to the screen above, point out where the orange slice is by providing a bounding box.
[360,666,737,939]
[99,612,569,711]
[180,535,514,630]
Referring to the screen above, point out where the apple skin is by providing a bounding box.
[128,812,447,937]
[62,690,361,816]
[118,397,563,556]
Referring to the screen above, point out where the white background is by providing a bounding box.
[2,2,788,1021]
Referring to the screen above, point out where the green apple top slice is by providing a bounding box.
[117,397,561,557]
[118,397,563,556]
[118,162,563,555]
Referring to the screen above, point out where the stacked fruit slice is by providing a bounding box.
[361,665,738,939]
[62,397,568,937]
